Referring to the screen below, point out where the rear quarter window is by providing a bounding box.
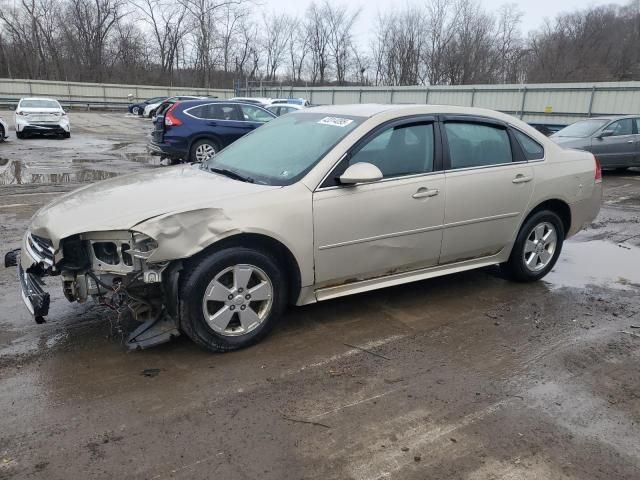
[514,130,544,160]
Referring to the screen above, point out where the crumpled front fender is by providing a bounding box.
[133,207,239,262]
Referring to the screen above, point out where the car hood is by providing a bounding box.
[29,165,278,247]
[550,136,592,149]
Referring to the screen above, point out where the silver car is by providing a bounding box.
[551,115,640,170]
[10,105,602,352]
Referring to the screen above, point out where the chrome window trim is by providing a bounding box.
[315,169,445,192]
[183,102,274,122]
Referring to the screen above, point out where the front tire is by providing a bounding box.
[16,131,25,139]
[502,210,565,282]
[179,247,287,352]
[132,106,140,115]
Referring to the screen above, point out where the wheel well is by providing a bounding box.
[526,199,571,237]
[190,233,302,305]
[189,135,222,152]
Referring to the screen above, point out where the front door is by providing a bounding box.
[439,119,535,264]
[313,119,445,286]
[591,118,637,167]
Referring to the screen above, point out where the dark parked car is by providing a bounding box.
[128,97,166,116]
[551,115,640,170]
[148,99,276,162]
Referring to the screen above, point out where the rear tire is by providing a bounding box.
[0,125,5,142]
[189,138,219,163]
[179,247,287,352]
[502,210,565,282]
[63,131,70,139]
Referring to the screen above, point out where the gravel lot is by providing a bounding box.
[0,111,639,480]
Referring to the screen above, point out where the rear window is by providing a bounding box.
[445,122,512,169]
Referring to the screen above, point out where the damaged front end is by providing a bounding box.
[6,230,181,349]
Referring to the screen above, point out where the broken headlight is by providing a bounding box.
[130,232,158,260]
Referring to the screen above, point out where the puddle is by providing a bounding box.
[545,239,640,290]
[0,158,119,185]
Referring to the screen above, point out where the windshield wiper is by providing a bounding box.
[207,166,254,183]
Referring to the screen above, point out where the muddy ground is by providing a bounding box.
[0,111,639,479]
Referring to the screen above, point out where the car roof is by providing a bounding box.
[581,115,637,121]
[305,103,530,120]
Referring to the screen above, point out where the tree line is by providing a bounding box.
[0,0,638,89]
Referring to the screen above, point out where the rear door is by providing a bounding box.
[152,102,173,143]
[439,117,535,264]
[591,118,636,167]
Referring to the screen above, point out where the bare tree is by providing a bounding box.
[133,0,189,82]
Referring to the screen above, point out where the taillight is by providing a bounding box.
[594,156,602,183]
[164,103,182,127]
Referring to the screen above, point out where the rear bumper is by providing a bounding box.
[147,141,186,159]
[567,183,603,237]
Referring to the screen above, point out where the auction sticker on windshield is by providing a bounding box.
[318,117,354,127]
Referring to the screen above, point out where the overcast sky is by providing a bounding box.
[264,0,631,45]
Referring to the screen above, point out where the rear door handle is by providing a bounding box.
[207,121,217,126]
[412,187,439,199]
[512,174,533,184]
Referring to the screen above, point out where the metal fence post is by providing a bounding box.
[390,88,394,104]
[331,88,335,105]
[470,88,476,107]
[359,89,363,104]
[519,86,527,119]
[587,85,597,117]
[425,88,430,104]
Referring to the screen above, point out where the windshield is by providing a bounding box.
[20,99,60,109]
[553,119,608,138]
[202,112,364,185]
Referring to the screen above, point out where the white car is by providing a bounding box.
[0,116,8,141]
[228,97,273,107]
[143,96,202,118]
[15,97,70,139]
[266,103,305,116]
[11,104,602,352]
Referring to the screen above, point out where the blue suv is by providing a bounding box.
[148,99,276,162]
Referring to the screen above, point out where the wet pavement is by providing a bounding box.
[0,112,639,479]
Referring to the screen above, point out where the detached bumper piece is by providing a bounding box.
[4,248,20,267]
[18,264,49,323]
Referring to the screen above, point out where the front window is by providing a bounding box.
[347,122,435,177]
[202,112,364,186]
[604,119,634,136]
[553,119,608,138]
[19,99,60,109]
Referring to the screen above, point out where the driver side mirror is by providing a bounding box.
[598,130,614,139]
[339,162,383,185]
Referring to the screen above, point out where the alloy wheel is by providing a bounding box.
[201,264,274,337]
[523,221,557,272]
[195,143,216,162]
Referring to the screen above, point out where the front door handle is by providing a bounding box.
[412,187,439,199]
[627,140,634,143]
[207,121,217,126]
[512,174,533,184]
